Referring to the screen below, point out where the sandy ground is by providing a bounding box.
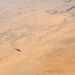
[0,0,75,75]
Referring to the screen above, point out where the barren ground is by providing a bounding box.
[0,0,75,75]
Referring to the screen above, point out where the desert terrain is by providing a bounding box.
[0,0,75,75]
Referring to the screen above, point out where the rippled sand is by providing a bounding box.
[0,0,75,75]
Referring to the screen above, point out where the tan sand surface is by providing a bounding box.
[0,0,75,75]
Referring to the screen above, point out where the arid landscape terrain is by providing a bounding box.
[0,0,75,75]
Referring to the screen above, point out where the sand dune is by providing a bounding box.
[0,0,75,75]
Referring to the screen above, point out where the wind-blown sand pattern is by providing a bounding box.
[0,0,75,75]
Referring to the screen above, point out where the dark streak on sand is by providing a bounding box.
[67,6,75,12]
[15,48,21,52]
[64,0,72,3]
